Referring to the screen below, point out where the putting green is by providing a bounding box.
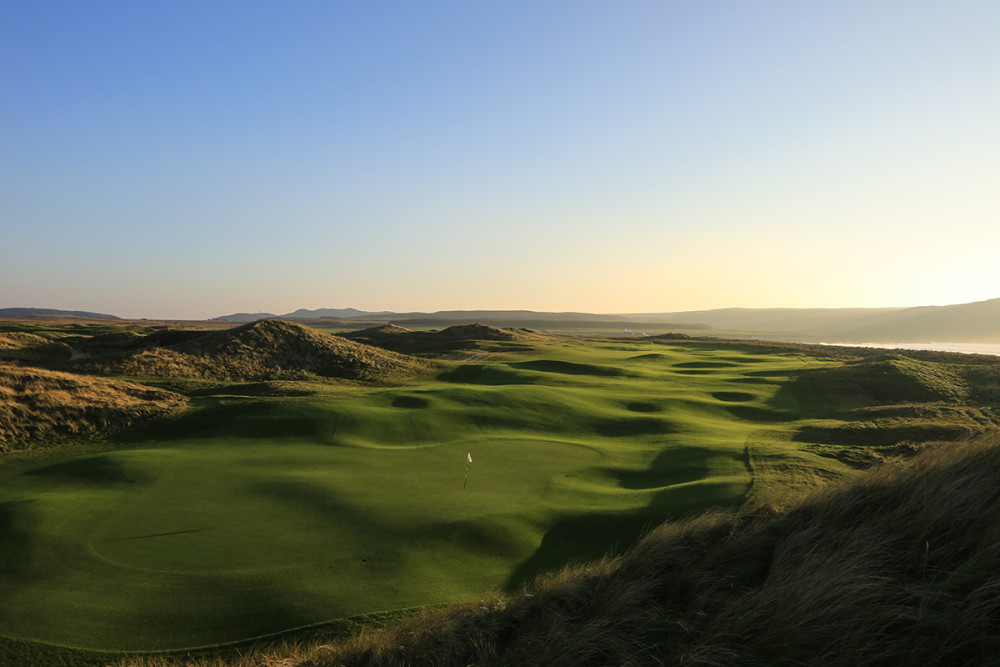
[0,340,832,650]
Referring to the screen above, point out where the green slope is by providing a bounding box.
[2,337,992,654]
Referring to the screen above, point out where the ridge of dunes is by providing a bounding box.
[77,319,425,382]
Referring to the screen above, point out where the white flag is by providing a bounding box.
[467,452,472,463]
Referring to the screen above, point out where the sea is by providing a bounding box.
[819,342,1000,357]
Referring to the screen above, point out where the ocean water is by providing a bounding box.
[820,342,1000,357]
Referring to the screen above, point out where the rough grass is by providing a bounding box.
[76,320,426,382]
[0,331,74,364]
[118,436,1000,666]
[0,363,185,453]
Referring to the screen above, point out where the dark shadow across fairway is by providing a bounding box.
[725,405,798,423]
[712,391,755,402]
[503,510,666,592]
[509,360,627,377]
[437,364,538,385]
[624,401,660,413]
[605,445,715,490]
[728,377,779,385]
[391,395,430,409]
[504,445,747,591]
[591,416,677,437]
[115,398,279,443]
[0,500,35,576]
[673,361,740,369]
[24,455,156,485]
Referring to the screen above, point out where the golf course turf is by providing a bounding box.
[2,329,990,656]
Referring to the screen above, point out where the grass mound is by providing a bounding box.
[776,355,996,466]
[0,364,184,453]
[0,332,73,364]
[436,323,526,341]
[79,319,424,382]
[345,324,413,338]
[341,322,542,357]
[129,436,1000,666]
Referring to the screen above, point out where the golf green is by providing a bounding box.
[0,340,833,650]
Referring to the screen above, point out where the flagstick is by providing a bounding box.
[464,452,472,489]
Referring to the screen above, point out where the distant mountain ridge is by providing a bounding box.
[8,298,999,343]
[209,298,1000,343]
[640,298,1000,343]
[0,307,120,320]
[211,312,279,322]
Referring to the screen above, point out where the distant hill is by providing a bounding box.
[0,307,119,320]
[636,298,1000,343]
[816,298,1000,343]
[211,312,279,322]
[628,306,904,331]
[283,307,393,319]
[77,319,425,382]
[274,298,1000,342]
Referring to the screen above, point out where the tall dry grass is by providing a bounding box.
[0,363,185,452]
[79,319,425,382]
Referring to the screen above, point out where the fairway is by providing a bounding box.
[0,339,838,650]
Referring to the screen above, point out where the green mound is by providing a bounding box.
[347,324,412,338]
[437,323,525,341]
[234,437,1000,667]
[342,323,543,358]
[7,335,1000,660]
[77,319,425,382]
[790,356,969,410]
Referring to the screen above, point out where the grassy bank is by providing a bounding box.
[1,323,998,662]
[119,435,1000,666]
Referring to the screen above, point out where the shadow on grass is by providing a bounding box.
[624,400,661,413]
[437,364,538,385]
[0,500,35,577]
[712,391,755,402]
[591,416,678,437]
[673,361,740,369]
[509,360,628,377]
[114,398,279,443]
[503,510,666,592]
[504,446,745,591]
[391,395,430,409]
[24,454,157,485]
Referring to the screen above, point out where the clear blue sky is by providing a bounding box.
[3,1,998,319]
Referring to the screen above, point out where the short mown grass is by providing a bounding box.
[1,328,999,663]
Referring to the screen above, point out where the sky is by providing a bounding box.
[2,1,998,320]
